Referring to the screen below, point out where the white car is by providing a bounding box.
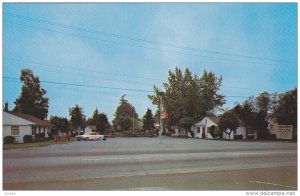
[75,132,106,141]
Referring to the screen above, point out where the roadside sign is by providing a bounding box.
[276,125,293,140]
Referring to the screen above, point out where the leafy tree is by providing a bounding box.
[254,92,271,139]
[113,95,138,131]
[50,116,69,133]
[234,98,256,132]
[218,110,239,140]
[69,104,85,132]
[142,108,155,131]
[270,92,279,114]
[148,68,225,127]
[13,69,49,119]
[86,108,109,133]
[273,88,297,138]
[199,70,226,116]
[179,116,194,137]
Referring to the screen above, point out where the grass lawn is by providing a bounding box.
[3,140,74,150]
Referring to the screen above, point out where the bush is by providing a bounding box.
[23,135,33,143]
[4,136,15,144]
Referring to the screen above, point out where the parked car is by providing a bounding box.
[75,132,106,141]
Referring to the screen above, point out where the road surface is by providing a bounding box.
[3,137,297,190]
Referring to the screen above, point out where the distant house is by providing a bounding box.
[192,116,220,139]
[265,115,293,140]
[192,115,257,140]
[265,115,278,137]
[3,111,51,143]
[85,125,97,134]
[223,119,258,140]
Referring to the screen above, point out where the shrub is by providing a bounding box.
[23,135,33,143]
[4,136,15,144]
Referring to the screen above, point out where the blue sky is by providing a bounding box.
[3,3,297,122]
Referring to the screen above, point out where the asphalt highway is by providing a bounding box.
[3,137,297,190]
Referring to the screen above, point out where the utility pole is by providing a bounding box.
[159,93,163,144]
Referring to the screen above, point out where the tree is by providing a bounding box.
[142,108,155,131]
[50,116,69,133]
[234,98,256,132]
[254,92,271,139]
[3,102,9,112]
[148,68,225,127]
[218,110,239,140]
[199,70,226,116]
[179,116,194,137]
[113,95,138,131]
[86,108,109,133]
[13,69,49,119]
[273,88,297,138]
[119,117,132,131]
[69,104,85,132]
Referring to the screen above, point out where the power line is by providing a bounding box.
[3,57,164,84]
[3,76,154,93]
[3,57,283,93]
[4,20,294,68]
[3,76,253,99]
[5,11,295,64]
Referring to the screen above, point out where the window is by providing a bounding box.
[197,127,200,133]
[11,125,20,136]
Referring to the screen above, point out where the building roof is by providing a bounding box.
[86,125,97,130]
[207,116,221,124]
[8,112,51,127]
[3,111,36,126]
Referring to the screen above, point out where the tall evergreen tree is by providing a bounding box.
[69,104,85,132]
[87,108,109,133]
[13,69,49,119]
[142,108,155,131]
[113,95,138,131]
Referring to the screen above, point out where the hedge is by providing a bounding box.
[4,136,15,144]
[23,135,33,143]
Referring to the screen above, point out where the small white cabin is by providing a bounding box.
[192,116,220,139]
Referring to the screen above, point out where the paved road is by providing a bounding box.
[3,137,297,190]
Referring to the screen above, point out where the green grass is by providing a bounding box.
[3,140,74,150]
